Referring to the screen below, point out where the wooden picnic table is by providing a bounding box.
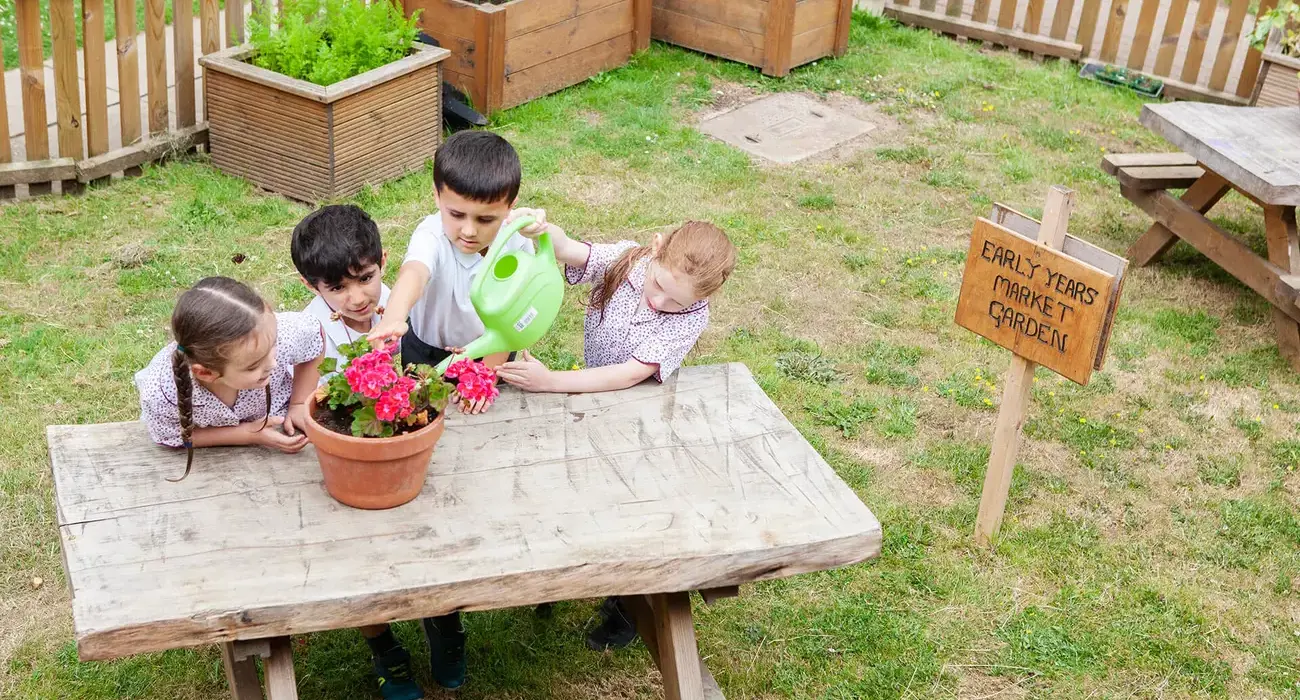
[47,363,881,700]
[1113,103,1300,371]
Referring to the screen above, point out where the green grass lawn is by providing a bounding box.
[5,11,1300,699]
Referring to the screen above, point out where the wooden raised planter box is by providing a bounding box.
[1253,32,1300,107]
[651,0,853,77]
[405,0,651,116]
[199,43,450,202]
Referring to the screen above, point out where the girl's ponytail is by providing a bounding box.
[169,347,195,482]
[588,244,649,324]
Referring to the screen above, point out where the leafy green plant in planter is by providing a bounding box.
[247,0,421,86]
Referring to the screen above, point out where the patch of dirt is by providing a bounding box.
[110,241,156,269]
[1191,386,1260,422]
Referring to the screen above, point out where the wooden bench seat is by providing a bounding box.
[1101,152,1204,191]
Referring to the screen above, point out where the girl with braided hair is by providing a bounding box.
[134,277,325,481]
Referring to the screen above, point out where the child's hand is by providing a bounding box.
[451,391,491,415]
[497,350,553,392]
[506,208,550,239]
[283,401,311,437]
[250,416,309,453]
[367,318,407,349]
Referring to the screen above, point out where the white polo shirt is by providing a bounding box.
[403,214,535,349]
[304,284,392,379]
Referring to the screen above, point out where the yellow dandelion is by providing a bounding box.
[1058,408,1065,414]
[1255,416,1263,422]
[1274,403,1281,410]
[1138,428,1146,434]
[922,386,930,392]
[1165,444,1173,450]
[898,87,905,93]
[932,90,940,97]
[1048,391,1056,397]
[984,398,993,406]
[922,245,928,251]
[880,278,887,284]
[1080,450,1087,456]
[1199,374,1206,381]
[1079,417,1087,424]
[942,271,949,278]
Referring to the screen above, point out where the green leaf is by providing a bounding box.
[350,405,385,437]
[319,357,338,374]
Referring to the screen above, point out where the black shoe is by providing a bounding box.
[421,613,467,689]
[534,602,554,618]
[585,597,639,651]
[372,645,425,700]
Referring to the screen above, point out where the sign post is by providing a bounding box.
[955,186,1128,545]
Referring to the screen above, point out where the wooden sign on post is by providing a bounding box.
[956,186,1128,545]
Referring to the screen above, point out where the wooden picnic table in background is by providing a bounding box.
[1109,103,1300,371]
[47,363,881,700]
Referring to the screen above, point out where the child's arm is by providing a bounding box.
[506,209,589,267]
[283,352,324,436]
[368,260,431,346]
[190,418,308,453]
[497,351,656,393]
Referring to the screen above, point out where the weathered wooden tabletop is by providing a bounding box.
[49,363,881,662]
[1140,103,1300,206]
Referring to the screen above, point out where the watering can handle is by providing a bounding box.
[470,215,553,300]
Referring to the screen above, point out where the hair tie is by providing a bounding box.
[176,344,188,355]
[182,441,193,449]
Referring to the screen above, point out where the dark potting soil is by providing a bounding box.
[311,403,440,438]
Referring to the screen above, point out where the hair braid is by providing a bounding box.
[168,348,195,482]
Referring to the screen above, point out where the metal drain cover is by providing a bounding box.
[699,93,876,164]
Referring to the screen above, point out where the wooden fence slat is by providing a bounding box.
[115,0,143,149]
[1049,0,1076,40]
[997,0,1018,29]
[175,0,196,127]
[17,0,52,194]
[920,0,938,12]
[1236,0,1278,98]
[1208,0,1249,91]
[83,0,111,159]
[1151,0,1190,76]
[1075,0,1105,56]
[1180,0,1217,84]
[1125,0,1161,69]
[51,0,83,192]
[944,0,963,18]
[146,0,169,134]
[1024,0,1045,36]
[0,36,12,198]
[201,0,221,120]
[971,0,992,25]
[227,0,245,47]
[1098,0,1129,63]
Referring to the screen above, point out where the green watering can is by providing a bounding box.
[434,216,564,374]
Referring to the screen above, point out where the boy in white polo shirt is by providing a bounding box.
[366,129,532,691]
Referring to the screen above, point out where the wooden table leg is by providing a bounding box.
[263,637,299,700]
[221,642,263,700]
[626,596,725,699]
[1266,205,1300,371]
[1126,172,1230,266]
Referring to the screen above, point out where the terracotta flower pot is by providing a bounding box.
[302,399,446,509]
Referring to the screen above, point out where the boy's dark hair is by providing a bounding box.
[433,130,521,205]
[291,204,384,287]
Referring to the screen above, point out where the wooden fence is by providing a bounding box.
[0,0,251,199]
[882,0,1270,105]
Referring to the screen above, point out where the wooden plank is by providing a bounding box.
[221,642,264,700]
[407,0,480,40]
[972,0,994,24]
[996,0,1017,30]
[1124,186,1300,323]
[480,6,506,113]
[653,592,705,700]
[764,0,798,76]
[1265,205,1300,369]
[651,6,765,67]
[332,66,440,123]
[1098,0,1129,63]
[1117,165,1205,190]
[633,0,652,51]
[420,29,477,74]
[264,637,297,700]
[884,7,1085,59]
[699,586,740,604]
[174,0,196,127]
[650,0,767,34]
[1180,0,1217,84]
[82,0,111,159]
[1255,58,1299,107]
[1125,0,1160,70]
[201,0,221,56]
[145,0,168,134]
[790,24,837,68]
[227,0,245,46]
[1125,171,1229,266]
[502,33,633,109]
[1208,0,1249,92]
[0,158,79,187]
[199,44,448,104]
[1049,0,1077,40]
[834,0,852,55]
[50,0,83,192]
[1152,0,1189,76]
[626,596,726,700]
[974,187,1074,547]
[48,365,882,661]
[795,0,841,35]
[1237,0,1279,98]
[505,0,634,74]
[1101,151,1198,174]
[0,35,10,199]
[1024,0,1045,36]
[115,0,143,150]
[16,0,51,170]
[76,124,208,182]
[944,0,964,17]
[509,0,627,37]
[1075,0,1104,56]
